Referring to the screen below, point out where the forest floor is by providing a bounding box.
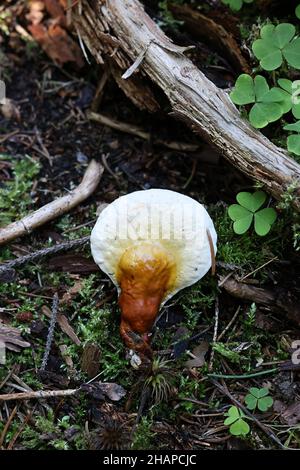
[0,0,300,450]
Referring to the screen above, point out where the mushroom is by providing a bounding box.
[91,189,217,361]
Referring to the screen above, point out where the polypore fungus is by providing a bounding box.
[91,189,217,359]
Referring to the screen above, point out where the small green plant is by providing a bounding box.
[0,154,40,226]
[245,387,273,411]
[224,406,250,436]
[222,0,253,11]
[284,120,300,156]
[228,190,277,236]
[252,23,300,71]
[271,79,300,119]
[230,75,285,128]
[296,5,300,20]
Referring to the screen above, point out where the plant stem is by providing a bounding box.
[207,367,278,379]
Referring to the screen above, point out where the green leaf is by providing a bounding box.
[248,387,262,398]
[283,38,300,69]
[274,23,295,49]
[254,208,277,236]
[256,387,270,398]
[258,396,273,412]
[233,214,253,234]
[236,190,267,212]
[287,134,300,155]
[222,0,253,11]
[296,5,300,20]
[228,204,251,221]
[272,79,300,117]
[224,405,240,424]
[284,120,300,132]
[254,75,270,100]
[252,23,300,70]
[245,394,257,410]
[230,74,255,105]
[230,419,250,436]
[249,102,283,128]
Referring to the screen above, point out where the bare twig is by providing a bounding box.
[208,298,219,372]
[217,306,241,342]
[0,389,78,402]
[40,293,59,371]
[0,405,18,448]
[0,160,103,246]
[88,111,200,152]
[0,236,90,276]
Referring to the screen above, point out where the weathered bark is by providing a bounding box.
[73,0,300,210]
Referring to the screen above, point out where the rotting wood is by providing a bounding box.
[73,0,300,210]
[0,160,103,246]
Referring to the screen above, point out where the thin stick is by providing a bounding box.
[0,236,90,275]
[208,298,219,372]
[40,293,59,371]
[88,111,199,152]
[211,379,286,449]
[0,405,18,448]
[208,367,278,379]
[217,306,240,342]
[240,256,278,282]
[0,389,78,402]
[0,160,103,246]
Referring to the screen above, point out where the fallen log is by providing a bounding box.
[73,0,300,210]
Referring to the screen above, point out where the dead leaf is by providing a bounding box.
[49,254,98,274]
[42,305,81,345]
[61,280,84,305]
[274,400,300,425]
[0,322,31,352]
[185,341,209,368]
[81,382,126,402]
[81,342,101,379]
[28,23,84,68]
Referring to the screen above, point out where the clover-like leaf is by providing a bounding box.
[224,406,250,436]
[224,405,240,425]
[228,191,277,236]
[272,79,300,118]
[230,75,285,128]
[296,5,300,20]
[254,208,277,236]
[222,0,253,12]
[287,134,300,155]
[284,120,300,155]
[230,419,250,436]
[236,190,266,212]
[245,387,273,412]
[252,23,300,70]
[230,74,255,105]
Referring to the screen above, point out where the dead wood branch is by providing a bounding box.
[73,0,300,210]
[0,160,103,246]
[220,277,300,327]
[0,389,78,402]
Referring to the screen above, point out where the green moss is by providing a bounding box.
[131,417,156,450]
[0,154,40,226]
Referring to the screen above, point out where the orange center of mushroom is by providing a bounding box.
[117,242,176,348]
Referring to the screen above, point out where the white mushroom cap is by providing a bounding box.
[91,189,217,304]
